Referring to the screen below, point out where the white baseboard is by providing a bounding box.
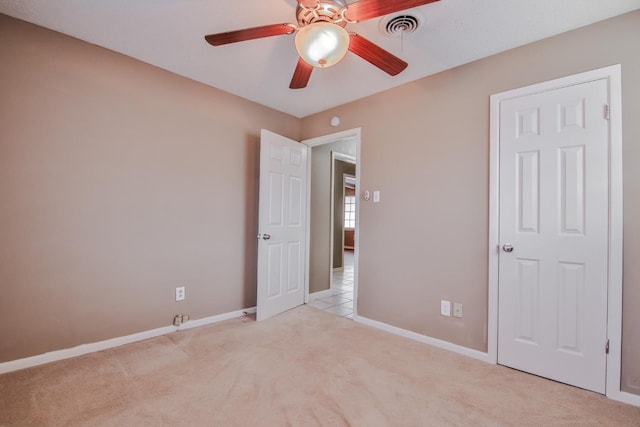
[309,289,332,302]
[0,306,256,375]
[178,307,256,330]
[4,307,638,407]
[353,314,492,364]
[607,390,640,407]
[353,314,640,407]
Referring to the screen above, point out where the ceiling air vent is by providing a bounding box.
[379,13,423,38]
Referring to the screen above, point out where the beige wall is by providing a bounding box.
[0,14,300,362]
[302,11,640,395]
[2,8,639,397]
[309,140,356,294]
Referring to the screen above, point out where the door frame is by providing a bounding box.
[341,172,357,256]
[302,128,361,318]
[330,152,356,281]
[487,65,625,400]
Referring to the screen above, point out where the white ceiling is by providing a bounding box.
[1,0,639,118]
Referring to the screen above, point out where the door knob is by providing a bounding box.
[502,244,514,253]
[262,233,271,240]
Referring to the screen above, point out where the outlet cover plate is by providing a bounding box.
[453,302,463,318]
[176,286,185,302]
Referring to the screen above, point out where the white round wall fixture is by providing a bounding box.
[330,116,341,127]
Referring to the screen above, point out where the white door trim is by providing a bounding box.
[302,128,361,318]
[330,152,356,286]
[488,65,627,401]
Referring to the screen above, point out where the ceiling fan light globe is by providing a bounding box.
[295,22,349,68]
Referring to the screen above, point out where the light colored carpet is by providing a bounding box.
[1,305,639,426]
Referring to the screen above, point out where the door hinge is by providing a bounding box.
[604,104,610,120]
[605,339,610,354]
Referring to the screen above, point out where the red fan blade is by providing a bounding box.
[348,33,408,76]
[344,0,440,22]
[290,58,314,89]
[297,0,319,8]
[205,23,295,46]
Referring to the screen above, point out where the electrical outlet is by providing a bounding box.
[173,314,190,326]
[175,286,185,302]
[453,302,463,318]
[440,300,451,317]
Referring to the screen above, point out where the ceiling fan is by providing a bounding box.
[204,0,440,89]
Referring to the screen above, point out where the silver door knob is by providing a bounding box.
[502,244,514,253]
[262,233,271,240]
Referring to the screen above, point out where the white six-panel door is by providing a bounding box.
[497,79,609,393]
[256,130,307,321]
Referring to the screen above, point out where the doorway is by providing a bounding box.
[303,129,361,319]
[325,156,356,318]
[487,65,623,397]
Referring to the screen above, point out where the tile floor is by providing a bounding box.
[308,250,354,319]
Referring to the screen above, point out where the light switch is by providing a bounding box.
[373,190,380,203]
[440,300,451,317]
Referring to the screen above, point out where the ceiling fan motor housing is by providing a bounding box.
[296,1,348,28]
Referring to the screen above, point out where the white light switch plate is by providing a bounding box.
[373,191,380,203]
[440,300,451,316]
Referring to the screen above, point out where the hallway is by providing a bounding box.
[309,250,354,318]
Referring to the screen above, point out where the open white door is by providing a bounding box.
[256,130,307,321]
